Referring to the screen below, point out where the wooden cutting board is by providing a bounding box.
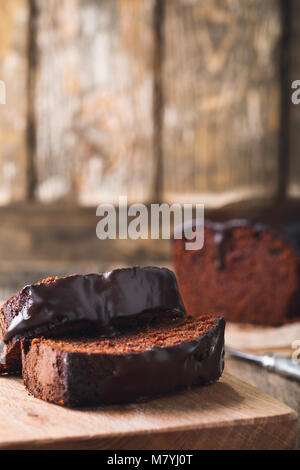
[0,372,297,450]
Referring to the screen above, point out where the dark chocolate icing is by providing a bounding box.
[175,218,295,270]
[205,219,267,270]
[206,219,300,270]
[22,317,225,407]
[3,267,186,342]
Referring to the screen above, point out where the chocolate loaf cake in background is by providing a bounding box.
[0,267,186,374]
[21,315,225,407]
[174,219,300,326]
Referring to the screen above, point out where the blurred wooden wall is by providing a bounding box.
[33,0,155,205]
[0,0,28,204]
[0,0,292,207]
[0,0,299,290]
[163,0,281,204]
[289,0,300,198]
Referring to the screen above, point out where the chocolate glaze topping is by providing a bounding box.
[3,267,186,342]
[175,218,295,270]
[205,220,267,270]
[206,219,300,270]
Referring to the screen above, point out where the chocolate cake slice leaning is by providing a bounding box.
[0,267,186,374]
[174,219,300,326]
[21,315,225,407]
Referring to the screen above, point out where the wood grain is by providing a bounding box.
[0,0,28,204]
[226,357,300,448]
[162,0,281,203]
[0,0,295,208]
[0,372,296,450]
[33,0,155,205]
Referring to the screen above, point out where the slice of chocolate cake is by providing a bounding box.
[0,337,21,375]
[174,219,300,326]
[21,315,225,407]
[0,267,186,374]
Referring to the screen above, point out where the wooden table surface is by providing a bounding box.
[0,372,297,450]
[0,342,298,449]
[226,356,300,449]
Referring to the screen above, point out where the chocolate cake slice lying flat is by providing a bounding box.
[21,315,225,407]
[174,219,300,326]
[0,267,185,374]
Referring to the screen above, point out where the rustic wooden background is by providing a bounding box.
[0,0,299,291]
